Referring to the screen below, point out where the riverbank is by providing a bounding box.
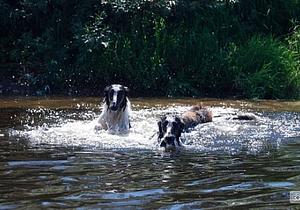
[1,80,300,100]
[0,96,299,112]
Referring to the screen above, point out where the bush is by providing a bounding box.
[287,27,300,96]
[229,36,300,99]
[1,0,300,98]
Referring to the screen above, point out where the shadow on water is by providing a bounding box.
[0,97,299,209]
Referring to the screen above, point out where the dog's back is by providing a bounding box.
[181,105,212,129]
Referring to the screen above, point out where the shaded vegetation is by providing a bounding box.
[0,0,300,98]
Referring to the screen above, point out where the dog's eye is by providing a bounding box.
[162,121,168,129]
[109,91,114,98]
[117,90,124,98]
[172,121,178,127]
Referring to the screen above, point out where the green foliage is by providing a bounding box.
[229,36,300,98]
[236,0,300,36]
[1,0,300,98]
[288,27,300,57]
[287,27,300,95]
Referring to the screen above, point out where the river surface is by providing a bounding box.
[0,97,300,209]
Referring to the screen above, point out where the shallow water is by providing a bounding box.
[0,97,300,209]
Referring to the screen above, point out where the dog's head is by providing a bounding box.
[158,115,184,152]
[104,84,129,111]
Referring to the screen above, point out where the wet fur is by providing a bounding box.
[180,105,212,129]
[95,85,131,133]
[158,105,259,151]
[158,105,212,151]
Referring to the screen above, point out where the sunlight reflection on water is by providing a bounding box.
[1,98,300,209]
[9,104,300,155]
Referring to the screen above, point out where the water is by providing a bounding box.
[0,97,300,209]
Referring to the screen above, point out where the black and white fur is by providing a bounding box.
[158,115,185,152]
[95,84,131,133]
[157,105,212,152]
[157,105,258,152]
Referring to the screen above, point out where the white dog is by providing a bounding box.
[95,84,131,133]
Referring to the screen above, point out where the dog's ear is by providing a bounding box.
[103,85,111,107]
[120,86,129,111]
[160,116,166,125]
[104,85,111,96]
[175,116,184,132]
[124,86,129,94]
[157,116,166,138]
[157,121,162,138]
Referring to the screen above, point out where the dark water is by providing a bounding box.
[0,97,300,209]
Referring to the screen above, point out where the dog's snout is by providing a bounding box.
[110,104,118,111]
[164,136,175,145]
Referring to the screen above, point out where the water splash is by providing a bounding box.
[9,105,300,154]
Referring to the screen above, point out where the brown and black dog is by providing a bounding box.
[157,105,212,152]
[157,105,258,152]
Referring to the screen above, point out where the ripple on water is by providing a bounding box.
[8,106,300,154]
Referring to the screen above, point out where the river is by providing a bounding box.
[0,97,299,209]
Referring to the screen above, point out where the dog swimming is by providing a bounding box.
[157,105,212,152]
[95,84,131,134]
